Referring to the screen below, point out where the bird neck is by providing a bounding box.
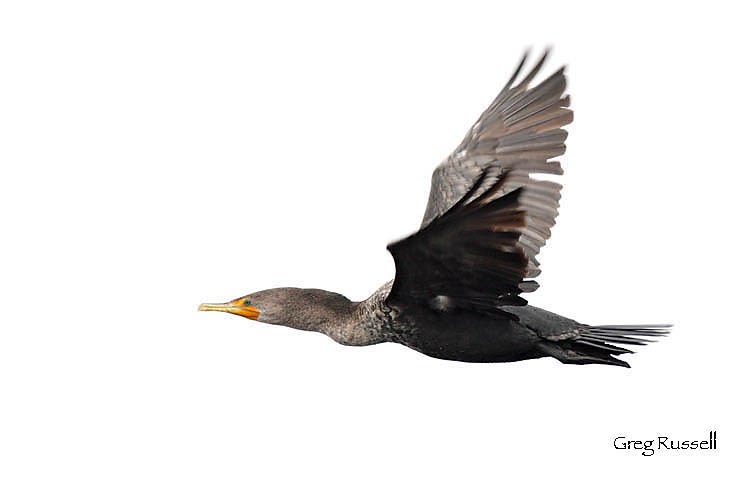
[340,281,395,346]
[267,285,393,346]
[302,296,358,336]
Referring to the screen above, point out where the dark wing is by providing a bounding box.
[386,51,572,317]
[421,50,572,227]
[386,167,560,318]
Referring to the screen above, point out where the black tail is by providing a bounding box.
[538,325,672,367]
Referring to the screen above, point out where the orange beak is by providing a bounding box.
[198,298,260,320]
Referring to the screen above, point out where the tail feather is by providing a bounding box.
[582,324,672,346]
[575,339,633,355]
[539,324,672,367]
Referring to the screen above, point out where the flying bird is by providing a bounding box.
[199,51,670,367]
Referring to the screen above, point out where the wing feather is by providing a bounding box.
[386,51,572,316]
[422,50,572,233]
[386,167,561,318]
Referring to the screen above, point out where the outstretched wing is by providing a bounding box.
[386,51,572,317]
[421,50,572,228]
[386,167,560,318]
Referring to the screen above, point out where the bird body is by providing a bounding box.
[237,282,665,367]
[200,51,671,367]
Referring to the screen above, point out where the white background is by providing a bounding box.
[1,1,748,485]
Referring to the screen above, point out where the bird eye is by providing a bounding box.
[243,299,252,306]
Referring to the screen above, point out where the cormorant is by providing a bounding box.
[199,51,671,367]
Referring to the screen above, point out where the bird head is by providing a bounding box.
[198,288,315,325]
[199,287,355,332]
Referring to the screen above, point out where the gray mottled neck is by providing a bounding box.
[251,283,394,346]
